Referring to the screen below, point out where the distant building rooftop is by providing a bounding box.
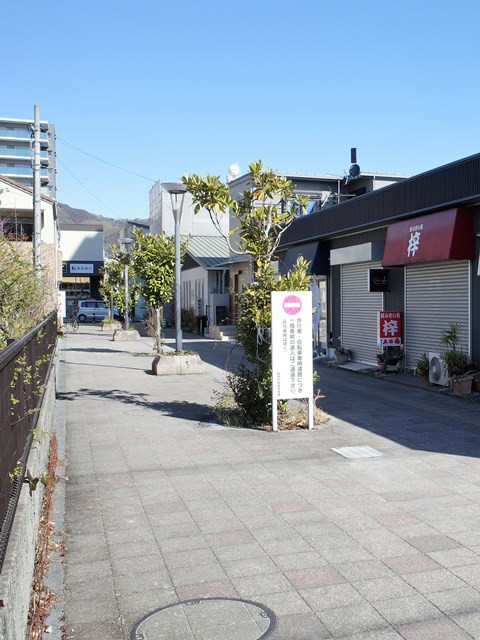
[187,236,230,269]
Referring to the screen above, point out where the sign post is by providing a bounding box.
[271,291,313,431]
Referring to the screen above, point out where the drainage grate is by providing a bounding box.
[130,597,276,640]
[332,445,383,459]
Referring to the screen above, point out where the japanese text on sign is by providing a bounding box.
[377,311,402,347]
[271,291,312,400]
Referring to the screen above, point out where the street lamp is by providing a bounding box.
[161,182,187,352]
[120,237,134,330]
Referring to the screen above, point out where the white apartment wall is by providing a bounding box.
[149,183,228,237]
[182,267,231,325]
[60,229,104,261]
[181,266,208,314]
[40,203,56,244]
[0,181,57,244]
[371,177,403,190]
[149,182,162,234]
[0,181,59,308]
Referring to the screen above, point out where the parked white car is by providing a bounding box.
[75,300,118,323]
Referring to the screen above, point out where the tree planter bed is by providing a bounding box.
[113,329,140,341]
[152,353,204,375]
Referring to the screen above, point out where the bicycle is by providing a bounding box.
[65,315,79,332]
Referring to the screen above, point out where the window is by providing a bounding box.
[1,220,33,240]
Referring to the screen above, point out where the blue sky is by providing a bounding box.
[4,0,480,219]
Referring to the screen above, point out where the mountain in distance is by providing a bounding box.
[58,203,148,254]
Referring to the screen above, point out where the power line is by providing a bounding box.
[57,158,120,217]
[73,176,146,193]
[57,137,157,182]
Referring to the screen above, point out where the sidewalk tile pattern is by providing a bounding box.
[59,327,480,639]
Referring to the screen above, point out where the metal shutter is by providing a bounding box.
[405,261,470,370]
[341,262,384,364]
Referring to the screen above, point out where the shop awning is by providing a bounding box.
[382,208,475,266]
[280,241,329,275]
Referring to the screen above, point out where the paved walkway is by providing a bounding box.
[56,325,480,639]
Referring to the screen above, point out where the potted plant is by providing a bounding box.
[439,321,473,395]
[101,317,122,332]
[334,346,351,364]
[376,351,387,372]
[449,371,474,396]
[472,371,480,393]
[384,346,404,371]
[414,352,430,382]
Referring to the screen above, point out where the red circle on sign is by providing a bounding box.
[283,295,302,315]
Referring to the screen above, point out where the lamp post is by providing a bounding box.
[120,237,134,330]
[161,182,187,352]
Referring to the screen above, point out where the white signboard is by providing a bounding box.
[57,289,66,319]
[271,291,313,430]
[70,263,94,274]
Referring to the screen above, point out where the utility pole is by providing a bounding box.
[33,104,42,271]
[120,238,134,330]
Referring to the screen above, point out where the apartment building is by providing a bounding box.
[149,180,228,237]
[0,115,56,197]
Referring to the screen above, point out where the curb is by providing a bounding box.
[42,341,67,640]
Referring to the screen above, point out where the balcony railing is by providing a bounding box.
[0,128,48,140]
[0,148,48,159]
[0,166,48,177]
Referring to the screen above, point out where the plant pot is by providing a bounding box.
[152,353,204,376]
[377,361,386,372]
[451,376,473,396]
[386,364,400,373]
[472,377,480,393]
[336,354,349,364]
[102,321,122,332]
[422,372,429,383]
[113,328,140,341]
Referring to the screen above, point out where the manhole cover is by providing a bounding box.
[130,597,276,639]
[332,445,383,459]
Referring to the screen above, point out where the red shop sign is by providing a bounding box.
[377,311,402,347]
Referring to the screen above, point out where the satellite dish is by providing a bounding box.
[348,163,361,178]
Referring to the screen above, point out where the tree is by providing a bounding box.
[100,244,139,322]
[0,237,51,348]
[99,246,125,315]
[183,161,311,426]
[130,227,187,354]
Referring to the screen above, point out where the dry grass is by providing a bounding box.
[214,389,329,431]
[26,436,61,640]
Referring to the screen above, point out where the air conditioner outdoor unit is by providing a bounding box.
[429,352,449,386]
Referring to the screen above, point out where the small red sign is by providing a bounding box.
[378,311,402,346]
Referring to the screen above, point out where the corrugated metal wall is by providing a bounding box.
[341,262,384,364]
[405,261,470,369]
[472,213,480,367]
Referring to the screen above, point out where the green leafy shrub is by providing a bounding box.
[181,307,196,333]
[414,353,429,376]
[0,237,51,348]
[439,321,471,379]
[184,161,312,428]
